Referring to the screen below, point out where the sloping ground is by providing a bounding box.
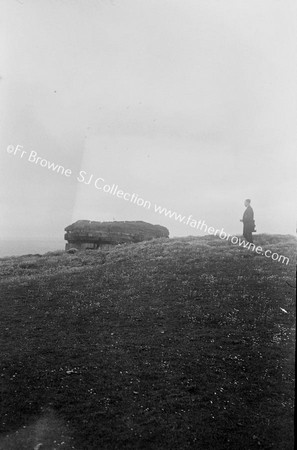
[0,235,295,449]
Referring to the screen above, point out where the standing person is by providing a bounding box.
[240,199,255,243]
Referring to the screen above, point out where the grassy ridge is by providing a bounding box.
[0,235,295,449]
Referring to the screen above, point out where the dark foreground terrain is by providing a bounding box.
[0,235,295,449]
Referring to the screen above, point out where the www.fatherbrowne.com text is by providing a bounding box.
[6,144,290,265]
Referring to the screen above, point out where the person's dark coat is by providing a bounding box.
[242,205,254,242]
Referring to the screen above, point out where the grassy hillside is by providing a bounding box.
[0,235,296,449]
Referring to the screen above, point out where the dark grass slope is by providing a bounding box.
[0,235,296,449]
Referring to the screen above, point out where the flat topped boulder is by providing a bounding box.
[64,220,169,250]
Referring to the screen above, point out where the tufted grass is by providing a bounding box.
[0,235,296,449]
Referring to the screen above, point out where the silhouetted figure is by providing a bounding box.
[240,199,255,243]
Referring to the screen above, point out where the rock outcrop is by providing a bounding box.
[64,220,169,251]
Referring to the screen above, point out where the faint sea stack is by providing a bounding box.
[64,220,169,251]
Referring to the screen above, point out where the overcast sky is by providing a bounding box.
[1,0,296,249]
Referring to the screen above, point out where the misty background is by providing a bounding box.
[0,0,296,256]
